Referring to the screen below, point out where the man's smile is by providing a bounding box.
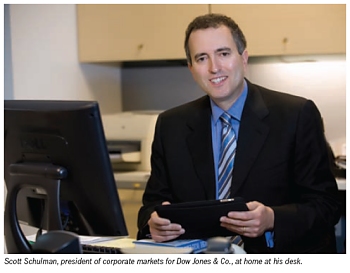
[210,76,227,84]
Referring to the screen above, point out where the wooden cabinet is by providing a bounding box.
[77,4,208,62]
[77,4,345,62]
[211,4,346,56]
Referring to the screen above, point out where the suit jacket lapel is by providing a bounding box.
[231,82,270,195]
[186,97,216,200]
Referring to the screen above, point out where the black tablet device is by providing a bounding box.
[155,197,248,240]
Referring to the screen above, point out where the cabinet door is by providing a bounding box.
[211,4,346,56]
[77,4,208,62]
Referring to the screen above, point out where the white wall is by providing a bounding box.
[4,4,14,100]
[8,4,122,114]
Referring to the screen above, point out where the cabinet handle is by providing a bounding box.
[133,183,141,189]
[137,44,144,50]
[282,37,288,53]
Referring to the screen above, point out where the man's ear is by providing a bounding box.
[241,49,249,67]
[187,62,194,77]
[187,62,192,70]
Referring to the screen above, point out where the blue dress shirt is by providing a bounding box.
[210,79,274,248]
[210,80,247,198]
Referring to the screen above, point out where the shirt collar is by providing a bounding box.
[211,79,248,124]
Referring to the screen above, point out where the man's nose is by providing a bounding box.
[209,58,220,73]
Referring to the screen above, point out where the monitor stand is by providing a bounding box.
[4,162,67,253]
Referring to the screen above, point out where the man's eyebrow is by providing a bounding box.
[215,47,232,53]
[193,52,207,60]
[193,47,232,60]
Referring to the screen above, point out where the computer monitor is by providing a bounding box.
[4,100,128,253]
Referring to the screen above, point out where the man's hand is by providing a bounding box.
[148,201,185,242]
[220,201,274,237]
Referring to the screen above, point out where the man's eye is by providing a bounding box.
[221,52,230,57]
[196,56,207,63]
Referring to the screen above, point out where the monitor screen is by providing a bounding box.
[4,100,128,253]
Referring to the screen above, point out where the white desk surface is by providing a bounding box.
[336,178,346,191]
[90,237,246,254]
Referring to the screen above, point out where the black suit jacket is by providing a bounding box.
[137,80,341,253]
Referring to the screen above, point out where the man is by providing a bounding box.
[137,13,341,253]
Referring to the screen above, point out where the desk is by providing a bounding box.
[90,238,194,254]
[89,237,246,254]
[335,178,346,253]
[114,171,149,190]
[336,177,346,191]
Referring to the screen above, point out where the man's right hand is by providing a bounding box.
[148,201,185,242]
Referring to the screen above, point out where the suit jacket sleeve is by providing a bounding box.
[271,99,341,252]
[137,114,172,237]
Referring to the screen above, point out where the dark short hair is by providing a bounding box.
[184,13,247,65]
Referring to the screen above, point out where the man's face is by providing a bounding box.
[188,25,248,110]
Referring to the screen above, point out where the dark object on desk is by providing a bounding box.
[32,230,82,254]
[333,155,346,178]
[325,139,346,179]
[204,237,234,254]
[155,197,248,240]
[82,244,122,254]
[4,100,128,253]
